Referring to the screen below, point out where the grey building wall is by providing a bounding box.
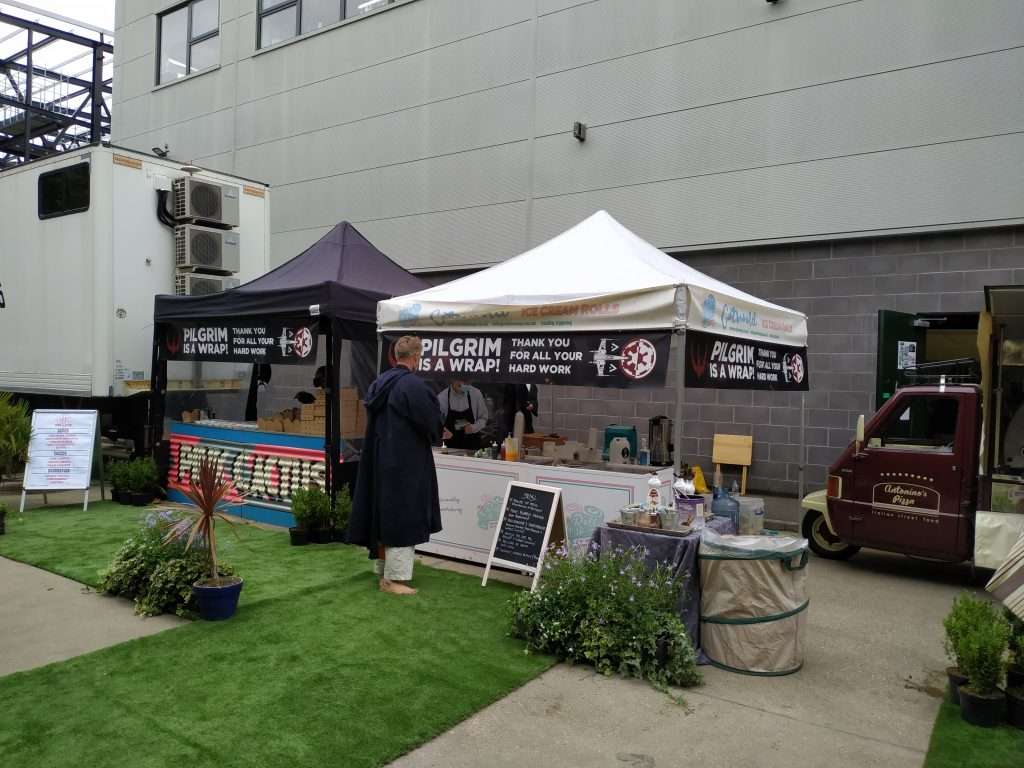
[113,0,1024,270]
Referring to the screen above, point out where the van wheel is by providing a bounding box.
[802,510,860,560]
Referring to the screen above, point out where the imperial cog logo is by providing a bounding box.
[783,352,805,384]
[619,338,658,380]
[290,327,314,358]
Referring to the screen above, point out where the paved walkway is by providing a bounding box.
[0,557,184,677]
[391,549,974,768]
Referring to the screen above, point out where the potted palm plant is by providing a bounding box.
[1007,609,1024,730]
[942,594,993,704]
[958,605,1010,727]
[164,458,243,621]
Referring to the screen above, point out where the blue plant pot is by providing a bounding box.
[192,578,243,621]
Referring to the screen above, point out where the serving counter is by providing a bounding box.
[424,451,674,564]
[166,420,352,528]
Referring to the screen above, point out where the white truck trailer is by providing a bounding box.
[0,144,270,449]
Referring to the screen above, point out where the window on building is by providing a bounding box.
[38,163,90,219]
[157,0,220,84]
[258,0,399,48]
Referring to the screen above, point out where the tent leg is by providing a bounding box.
[324,325,339,511]
[376,336,382,373]
[673,331,686,476]
[798,392,806,501]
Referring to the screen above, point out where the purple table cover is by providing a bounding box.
[587,516,736,663]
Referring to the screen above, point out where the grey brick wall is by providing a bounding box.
[538,224,1024,496]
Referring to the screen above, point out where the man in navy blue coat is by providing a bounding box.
[349,336,442,595]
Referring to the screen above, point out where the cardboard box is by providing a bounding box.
[257,417,282,433]
[342,400,368,439]
[282,417,304,434]
[300,405,315,422]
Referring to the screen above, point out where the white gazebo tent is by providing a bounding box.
[379,211,809,489]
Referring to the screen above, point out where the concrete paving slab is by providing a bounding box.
[0,556,184,677]
[389,550,973,768]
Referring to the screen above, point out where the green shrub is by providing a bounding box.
[0,392,30,482]
[99,509,234,617]
[943,593,997,670]
[108,462,129,492]
[124,457,160,493]
[1007,608,1024,671]
[332,485,352,531]
[291,485,330,529]
[509,545,701,691]
[959,608,1010,696]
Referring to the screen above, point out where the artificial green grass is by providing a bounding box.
[0,503,553,768]
[924,700,1024,768]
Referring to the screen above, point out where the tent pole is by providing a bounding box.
[324,324,337,510]
[376,336,382,372]
[148,325,166,456]
[798,391,806,502]
[673,330,685,477]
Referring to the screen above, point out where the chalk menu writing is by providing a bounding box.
[492,484,558,567]
[23,410,98,491]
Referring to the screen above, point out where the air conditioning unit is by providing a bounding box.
[172,177,239,227]
[175,224,240,274]
[175,273,240,296]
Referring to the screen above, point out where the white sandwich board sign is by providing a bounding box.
[20,409,98,513]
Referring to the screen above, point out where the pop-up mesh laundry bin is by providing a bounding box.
[699,529,809,676]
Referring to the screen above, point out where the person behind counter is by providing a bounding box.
[439,379,488,450]
[503,383,539,434]
[348,336,443,596]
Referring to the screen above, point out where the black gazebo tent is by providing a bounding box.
[150,222,427,502]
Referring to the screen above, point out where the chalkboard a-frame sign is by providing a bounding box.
[482,481,565,591]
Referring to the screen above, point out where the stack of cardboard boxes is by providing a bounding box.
[340,387,367,439]
[255,387,367,438]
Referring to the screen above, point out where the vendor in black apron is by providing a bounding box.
[438,379,488,450]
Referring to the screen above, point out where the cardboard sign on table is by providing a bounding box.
[19,409,100,513]
[482,481,564,591]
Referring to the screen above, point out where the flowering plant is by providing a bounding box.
[509,544,701,690]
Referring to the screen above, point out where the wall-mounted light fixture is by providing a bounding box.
[572,121,587,142]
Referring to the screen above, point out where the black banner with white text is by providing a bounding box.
[684,329,809,390]
[382,332,671,388]
[160,322,319,365]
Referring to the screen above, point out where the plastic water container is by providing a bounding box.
[711,487,740,528]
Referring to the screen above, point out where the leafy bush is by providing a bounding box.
[1007,608,1024,671]
[959,606,1010,696]
[509,545,701,690]
[291,485,330,530]
[332,485,352,531]
[99,509,234,617]
[0,392,30,482]
[943,593,998,670]
[124,457,160,493]
[108,461,129,492]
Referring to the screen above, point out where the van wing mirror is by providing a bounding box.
[855,414,865,453]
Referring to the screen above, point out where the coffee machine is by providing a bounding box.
[648,416,673,466]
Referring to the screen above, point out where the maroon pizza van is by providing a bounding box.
[800,287,1024,568]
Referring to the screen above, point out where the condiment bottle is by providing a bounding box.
[647,473,661,510]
